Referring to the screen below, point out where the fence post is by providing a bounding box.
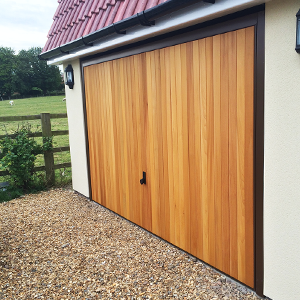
[40,113,55,186]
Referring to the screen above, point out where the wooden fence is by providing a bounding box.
[0,113,71,185]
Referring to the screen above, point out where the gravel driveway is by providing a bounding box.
[0,188,263,299]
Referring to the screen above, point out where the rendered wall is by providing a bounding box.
[64,59,90,197]
[264,0,300,299]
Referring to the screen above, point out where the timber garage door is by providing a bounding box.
[84,27,254,288]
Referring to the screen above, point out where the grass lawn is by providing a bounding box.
[0,95,66,116]
[0,96,71,188]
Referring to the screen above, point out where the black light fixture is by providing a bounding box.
[65,64,74,89]
[296,9,300,53]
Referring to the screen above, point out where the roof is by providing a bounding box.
[42,0,168,53]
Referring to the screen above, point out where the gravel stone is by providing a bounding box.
[0,188,263,299]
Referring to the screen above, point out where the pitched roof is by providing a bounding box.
[42,0,167,53]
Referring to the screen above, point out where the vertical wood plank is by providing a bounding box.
[199,38,209,262]
[160,48,170,242]
[192,40,203,260]
[237,28,246,284]
[92,65,103,205]
[154,49,164,239]
[94,64,103,204]
[115,59,126,216]
[206,37,215,266]
[220,32,230,275]
[147,50,160,236]
[188,40,197,257]
[111,60,122,215]
[140,52,152,232]
[212,34,222,269]
[174,44,183,248]
[106,62,117,213]
[165,46,175,244]
[228,30,238,279]
[179,43,191,253]
[244,26,255,288]
[120,58,130,219]
[126,55,138,225]
[102,63,112,209]
[133,54,143,227]
[171,45,180,247]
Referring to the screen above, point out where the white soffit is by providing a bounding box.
[48,0,268,65]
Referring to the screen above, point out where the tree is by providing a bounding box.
[14,49,34,96]
[15,47,63,96]
[0,47,63,98]
[0,47,15,99]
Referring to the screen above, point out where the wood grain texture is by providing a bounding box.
[212,34,222,270]
[199,37,209,263]
[220,31,230,276]
[191,39,203,260]
[159,48,171,242]
[206,36,215,267]
[244,26,255,288]
[189,40,198,257]
[165,46,175,244]
[84,26,255,288]
[228,30,238,279]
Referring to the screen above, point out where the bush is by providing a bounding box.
[0,186,22,203]
[0,126,52,193]
[31,87,43,95]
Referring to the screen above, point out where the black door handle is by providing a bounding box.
[140,171,146,185]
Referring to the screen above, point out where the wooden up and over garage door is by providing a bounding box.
[84,26,255,288]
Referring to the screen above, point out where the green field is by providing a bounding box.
[0,95,67,116]
[0,96,71,186]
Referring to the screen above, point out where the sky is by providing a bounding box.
[0,0,58,52]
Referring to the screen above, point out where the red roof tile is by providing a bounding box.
[42,0,167,53]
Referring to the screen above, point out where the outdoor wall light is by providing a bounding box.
[296,9,300,53]
[65,64,74,89]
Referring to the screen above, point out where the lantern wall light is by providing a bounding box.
[65,64,74,89]
[296,9,300,53]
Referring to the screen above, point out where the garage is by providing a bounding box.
[41,0,300,297]
[83,26,255,288]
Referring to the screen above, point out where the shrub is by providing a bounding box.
[0,186,22,203]
[0,126,52,192]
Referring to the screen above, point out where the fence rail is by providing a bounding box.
[0,113,70,185]
[0,113,67,122]
[0,163,71,177]
[0,130,69,140]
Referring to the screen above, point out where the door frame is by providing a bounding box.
[80,5,265,296]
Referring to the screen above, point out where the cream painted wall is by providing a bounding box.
[64,59,90,197]
[264,0,300,299]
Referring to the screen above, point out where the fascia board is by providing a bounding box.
[48,0,269,65]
